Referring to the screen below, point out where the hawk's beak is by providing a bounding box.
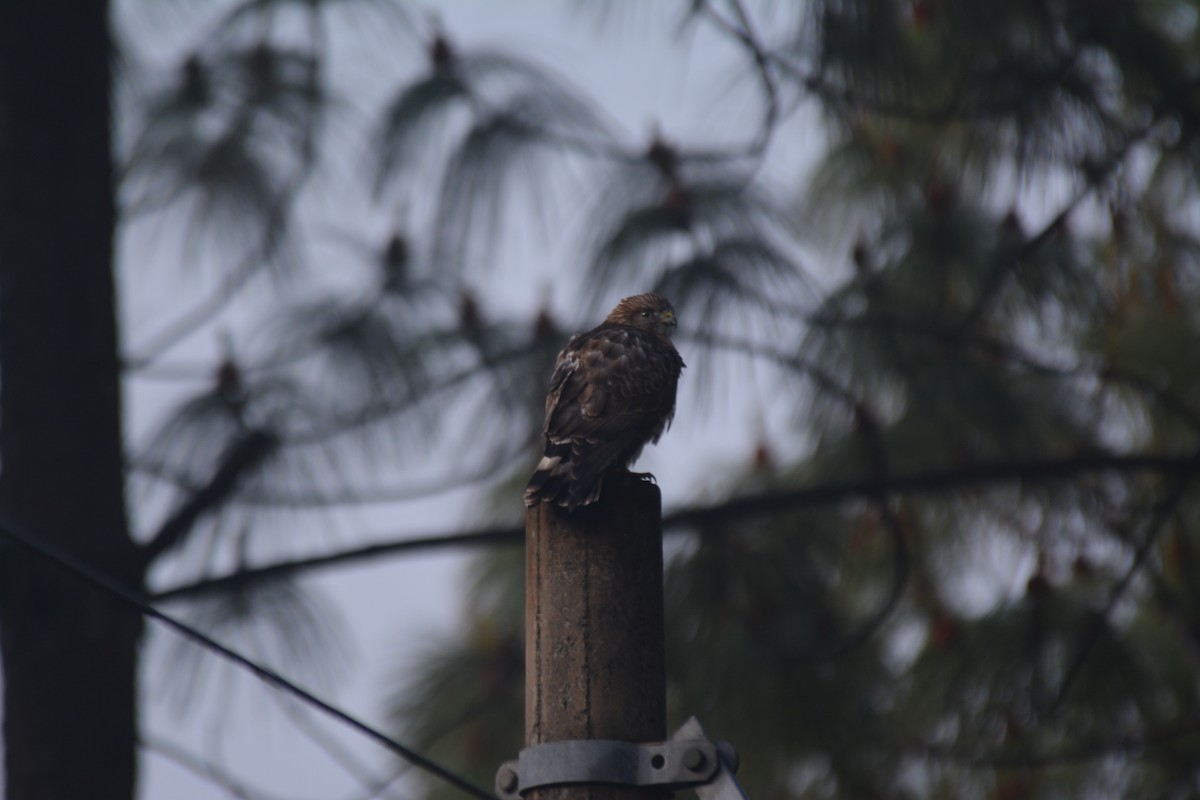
[659,309,676,327]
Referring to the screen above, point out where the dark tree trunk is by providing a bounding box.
[0,3,144,799]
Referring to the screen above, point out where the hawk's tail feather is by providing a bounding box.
[524,443,606,511]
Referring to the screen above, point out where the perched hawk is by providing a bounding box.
[524,293,685,511]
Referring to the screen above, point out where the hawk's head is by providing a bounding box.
[605,293,677,338]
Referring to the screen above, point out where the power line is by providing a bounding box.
[0,515,497,800]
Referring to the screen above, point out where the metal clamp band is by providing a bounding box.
[496,716,745,799]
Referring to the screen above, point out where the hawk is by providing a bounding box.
[524,293,685,511]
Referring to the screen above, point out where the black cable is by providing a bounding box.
[0,515,498,800]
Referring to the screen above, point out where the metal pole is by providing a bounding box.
[524,475,667,800]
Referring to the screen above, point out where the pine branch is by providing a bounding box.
[704,321,1200,434]
[151,451,1200,602]
[122,253,268,370]
[840,380,911,657]
[1046,445,1200,715]
[284,342,538,446]
[151,524,524,601]
[142,428,278,564]
[697,0,780,160]
[132,441,528,509]
[953,117,1160,333]
[124,152,306,370]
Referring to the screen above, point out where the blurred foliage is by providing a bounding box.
[113,0,1200,798]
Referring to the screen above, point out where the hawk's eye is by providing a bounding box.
[640,310,652,317]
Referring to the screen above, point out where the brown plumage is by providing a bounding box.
[524,293,685,511]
